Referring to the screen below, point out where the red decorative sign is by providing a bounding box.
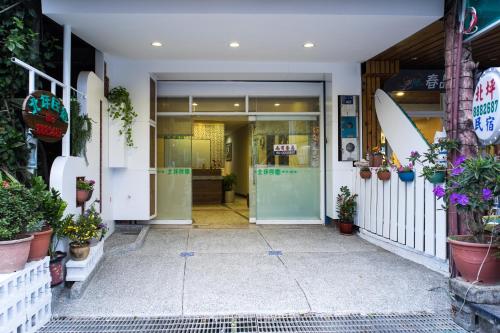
[22,90,68,142]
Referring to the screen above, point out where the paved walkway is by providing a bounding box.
[53,226,451,317]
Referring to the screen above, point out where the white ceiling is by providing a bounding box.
[42,0,443,63]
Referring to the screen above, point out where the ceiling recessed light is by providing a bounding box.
[490,58,498,61]
[395,91,405,97]
[274,103,280,107]
[229,41,240,48]
[234,103,240,107]
[303,42,315,48]
[411,57,418,60]
[192,103,198,106]
[151,41,162,47]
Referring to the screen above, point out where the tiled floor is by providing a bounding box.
[192,196,249,227]
[52,225,451,317]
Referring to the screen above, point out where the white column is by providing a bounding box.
[62,24,71,157]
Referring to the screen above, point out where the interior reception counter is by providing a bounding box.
[192,169,223,204]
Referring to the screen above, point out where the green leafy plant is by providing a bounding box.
[62,205,101,245]
[336,186,358,224]
[360,166,370,172]
[223,173,237,191]
[396,163,414,173]
[70,98,93,161]
[0,105,29,181]
[376,161,390,174]
[0,170,42,240]
[432,154,500,243]
[107,86,137,147]
[408,139,459,180]
[76,179,95,191]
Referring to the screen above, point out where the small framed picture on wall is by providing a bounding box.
[225,142,232,161]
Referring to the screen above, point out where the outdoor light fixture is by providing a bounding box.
[151,41,162,47]
[229,41,240,48]
[274,103,280,107]
[395,91,405,97]
[303,42,315,48]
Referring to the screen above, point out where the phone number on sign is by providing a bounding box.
[473,100,498,117]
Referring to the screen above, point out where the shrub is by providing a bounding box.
[336,186,357,224]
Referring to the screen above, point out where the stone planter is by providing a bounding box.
[69,242,91,261]
[448,236,500,284]
[0,235,33,273]
[224,190,235,203]
[28,227,53,262]
[377,170,391,181]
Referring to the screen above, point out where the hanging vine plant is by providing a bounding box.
[70,98,93,163]
[107,86,137,147]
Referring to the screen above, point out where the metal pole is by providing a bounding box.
[62,24,71,157]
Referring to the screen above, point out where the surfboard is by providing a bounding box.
[374,89,429,162]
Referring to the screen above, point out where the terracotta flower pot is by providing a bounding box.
[28,227,53,262]
[448,235,500,284]
[76,189,93,205]
[339,222,354,235]
[360,170,372,179]
[370,154,383,167]
[0,235,34,273]
[69,242,90,261]
[49,252,66,286]
[377,170,391,181]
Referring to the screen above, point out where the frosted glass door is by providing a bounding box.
[254,117,320,221]
[157,117,192,221]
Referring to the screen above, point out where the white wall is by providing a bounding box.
[104,56,361,220]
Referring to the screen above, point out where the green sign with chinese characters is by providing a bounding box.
[158,168,191,175]
[463,0,500,42]
[256,168,299,176]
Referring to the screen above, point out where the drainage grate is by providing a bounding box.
[38,313,465,332]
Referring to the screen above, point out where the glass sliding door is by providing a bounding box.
[156,117,192,221]
[253,116,321,221]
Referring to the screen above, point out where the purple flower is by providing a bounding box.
[451,167,464,176]
[482,188,493,201]
[454,155,466,165]
[433,185,445,198]
[410,151,420,158]
[450,193,469,206]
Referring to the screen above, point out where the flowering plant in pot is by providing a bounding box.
[376,161,391,181]
[359,166,372,179]
[62,205,100,261]
[336,186,358,235]
[0,171,42,273]
[370,146,383,167]
[433,154,499,284]
[408,139,459,184]
[396,163,415,182]
[76,179,94,205]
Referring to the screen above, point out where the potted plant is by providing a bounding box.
[370,146,383,167]
[92,221,108,244]
[76,179,95,205]
[359,166,372,179]
[108,86,137,147]
[408,139,458,184]
[336,186,358,235]
[62,206,100,261]
[376,161,391,181]
[0,171,41,273]
[396,163,415,182]
[223,173,237,203]
[433,154,499,284]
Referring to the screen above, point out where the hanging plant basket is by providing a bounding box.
[377,170,391,181]
[398,171,415,182]
[360,169,372,179]
[426,171,446,184]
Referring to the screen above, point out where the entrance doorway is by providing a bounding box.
[154,82,324,225]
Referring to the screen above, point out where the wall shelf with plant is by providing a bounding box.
[107,86,137,147]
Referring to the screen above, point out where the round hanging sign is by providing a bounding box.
[22,90,68,142]
[472,67,500,145]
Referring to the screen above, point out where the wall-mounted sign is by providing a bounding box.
[273,144,297,156]
[473,67,500,145]
[383,70,445,92]
[463,0,500,42]
[338,95,360,161]
[22,90,68,142]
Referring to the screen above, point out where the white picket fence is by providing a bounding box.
[354,167,447,261]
